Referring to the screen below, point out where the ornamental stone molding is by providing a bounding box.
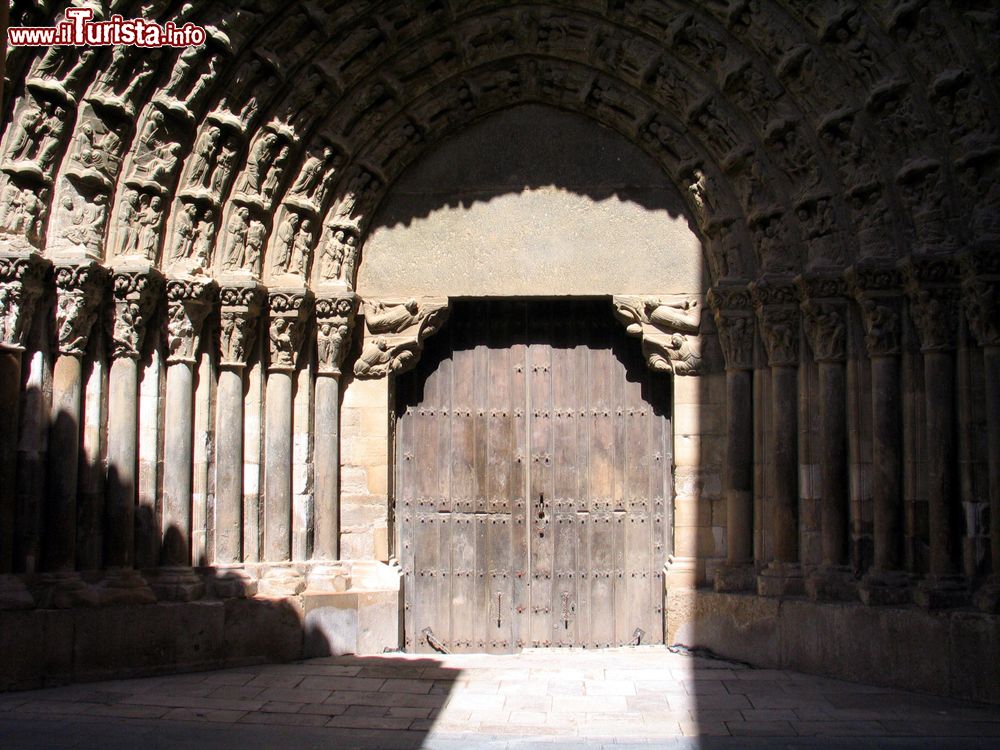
[750,276,799,368]
[797,272,848,364]
[109,265,164,360]
[707,284,754,371]
[612,294,704,376]
[846,261,905,359]
[354,297,449,379]
[315,293,357,377]
[267,289,312,373]
[959,249,1000,350]
[0,253,48,351]
[218,283,265,368]
[901,255,963,354]
[53,261,106,357]
[165,278,216,365]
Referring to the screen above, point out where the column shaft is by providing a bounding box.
[0,350,22,573]
[215,368,244,564]
[818,360,848,567]
[871,355,903,573]
[770,365,798,564]
[986,348,1000,578]
[264,371,293,561]
[725,368,753,565]
[313,374,341,561]
[105,355,138,569]
[44,355,83,572]
[924,350,958,578]
[161,362,194,567]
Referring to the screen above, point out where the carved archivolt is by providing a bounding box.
[354,297,449,379]
[612,295,704,376]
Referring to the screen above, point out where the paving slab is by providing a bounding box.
[0,646,997,748]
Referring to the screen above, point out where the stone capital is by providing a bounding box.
[315,293,357,377]
[219,283,265,368]
[0,252,49,352]
[53,261,108,357]
[110,265,163,360]
[901,255,962,353]
[354,297,449,379]
[267,288,312,373]
[612,294,704,375]
[846,260,905,358]
[707,284,754,371]
[797,272,848,364]
[959,248,1000,349]
[165,278,217,365]
[750,276,799,367]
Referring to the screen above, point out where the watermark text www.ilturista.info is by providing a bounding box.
[8,7,206,48]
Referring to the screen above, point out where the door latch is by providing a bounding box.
[631,627,645,646]
[421,627,450,654]
[561,591,571,630]
[496,592,503,628]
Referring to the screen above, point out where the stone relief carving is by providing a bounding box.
[219,284,264,367]
[902,256,962,353]
[0,254,48,351]
[53,262,106,356]
[750,277,799,368]
[267,291,312,372]
[317,224,359,287]
[0,181,48,248]
[707,285,754,371]
[110,268,163,360]
[166,279,216,364]
[315,294,357,376]
[847,262,905,358]
[959,250,1000,349]
[797,274,848,364]
[354,297,449,378]
[612,295,704,376]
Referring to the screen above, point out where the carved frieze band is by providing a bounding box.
[750,276,799,368]
[707,285,754,371]
[846,261,903,358]
[110,266,163,360]
[612,295,703,376]
[354,297,449,379]
[165,278,216,365]
[267,289,312,373]
[797,272,848,364]
[901,255,962,353]
[54,261,106,357]
[219,283,265,368]
[0,253,49,351]
[316,293,357,377]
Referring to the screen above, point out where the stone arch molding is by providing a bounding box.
[0,0,998,361]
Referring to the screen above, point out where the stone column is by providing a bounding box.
[99,266,160,605]
[259,289,311,596]
[37,262,105,607]
[961,250,1000,612]
[211,283,264,598]
[708,285,756,592]
[848,263,910,604]
[799,273,854,600]
[309,294,356,589]
[152,279,214,601]
[751,277,803,596]
[903,256,968,609]
[0,253,46,609]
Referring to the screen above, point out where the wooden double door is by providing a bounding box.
[395,300,671,653]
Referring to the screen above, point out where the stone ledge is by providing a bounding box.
[665,588,1000,705]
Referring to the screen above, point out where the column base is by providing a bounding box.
[806,566,858,602]
[206,565,257,599]
[663,556,701,589]
[914,574,970,610]
[0,574,35,610]
[714,562,756,593]
[973,576,1000,614]
[151,566,206,602]
[257,565,305,597]
[858,569,911,606]
[97,568,156,606]
[32,572,100,608]
[306,563,351,593]
[757,562,804,597]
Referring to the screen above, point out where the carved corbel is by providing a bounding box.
[900,255,962,353]
[165,278,216,365]
[267,289,312,372]
[959,248,1000,350]
[109,266,163,360]
[846,261,904,358]
[354,297,449,379]
[797,272,848,364]
[707,284,754,371]
[315,293,356,377]
[219,283,265,368]
[612,294,703,375]
[0,253,49,351]
[749,276,799,368]
[53,261,106,357]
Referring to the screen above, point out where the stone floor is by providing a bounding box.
[1,647,999,749]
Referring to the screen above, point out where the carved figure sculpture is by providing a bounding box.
[170,202,198,260]
[271,213,299,273]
